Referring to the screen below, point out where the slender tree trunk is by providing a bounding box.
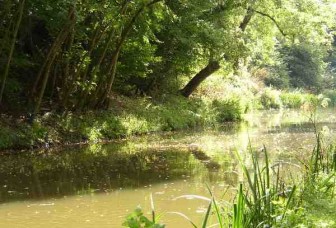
[60,24,75,109]
[31,23,71,97]
[103,0,163,106]
[81,24,109,81]
[33,6,76,114]
[0,0,25,104]
[0,0,14,58]
[50,61,59,100]
[79,1,131,109]
[0,19,13,60]
[180,61,221,98]
[96,0,128,68]
[33,50,60,114]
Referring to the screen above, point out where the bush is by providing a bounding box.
[212,98,243,122]
[264,67,290,89]
[0,125,16,150]
[259,88,282,109]
[323,90,336,107]
[280,91,317,109]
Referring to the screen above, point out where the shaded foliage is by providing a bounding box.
[0,0,335,114]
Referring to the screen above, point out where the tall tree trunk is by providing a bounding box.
[180,61,221,98]
[83,1,130,108]
[33,6,76,114]
[0,0,15,58]
[0,0,25,104]
[31,18,73,98]
[60,22,75,109]
[103,0,163,106]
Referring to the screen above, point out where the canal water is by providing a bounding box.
[0,109,335,227]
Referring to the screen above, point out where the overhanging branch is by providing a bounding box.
[253,9,287,37]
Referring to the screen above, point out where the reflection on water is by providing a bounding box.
[0,109,335,227]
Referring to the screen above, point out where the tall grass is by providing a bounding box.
[124,100,336,227]
[197,137,334,228]
[232,146,298,227]
[130,136,335,227]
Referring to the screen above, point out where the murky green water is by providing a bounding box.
[1,109,335,227]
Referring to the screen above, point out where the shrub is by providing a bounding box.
[212,98,243,122]
[279,91,317,109]
[323,90,336,107]
[0,125,16,150]
[280,92,304,108]
[259,88,282,109]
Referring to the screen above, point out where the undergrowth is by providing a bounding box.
[0,76,334,151]
[0,94,245,150]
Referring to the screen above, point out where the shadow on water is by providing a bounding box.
[1,108,336,205]
[0,142,237,204]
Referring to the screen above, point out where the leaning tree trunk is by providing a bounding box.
[180,61,220,98]
[179,6,255,98]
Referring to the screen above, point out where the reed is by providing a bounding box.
[233,146,298,227]
[124,131,335,227]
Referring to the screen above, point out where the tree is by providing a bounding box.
[179,0,336,97]
[0,0,335,113]
[0,0,26,105]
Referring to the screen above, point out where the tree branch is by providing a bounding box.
[253,9,287,37]
[239,7,254,32]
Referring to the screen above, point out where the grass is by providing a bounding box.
[1,68,328,152]
[0,94,248,151]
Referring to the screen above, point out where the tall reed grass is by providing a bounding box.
[124,124,336,227]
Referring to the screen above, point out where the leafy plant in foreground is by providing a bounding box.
[123,207,165,228]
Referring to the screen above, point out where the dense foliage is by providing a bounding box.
[0,0,335,114]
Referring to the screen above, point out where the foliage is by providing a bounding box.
[0,94,223,150]
[280,91,317,109]
[284,44,326,92]
[0,0,335,113]
[212,99,243,122]
[0,124,17,149]
[264,67,290,90]
[324,90,336,107]
[258,88,282,109]
[123,207,165,228]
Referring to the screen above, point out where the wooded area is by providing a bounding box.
[0,0,336,114]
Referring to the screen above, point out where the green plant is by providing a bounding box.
[324,90,336,107]
[123,207,165,228]
[259,88,282,109]
[235,146,299,227]
[212,98,243,122]
[232,183,245,228]
[0,125,16,149]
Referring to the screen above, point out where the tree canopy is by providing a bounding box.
[0,0,335,113]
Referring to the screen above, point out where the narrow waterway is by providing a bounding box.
[0,109,335,227]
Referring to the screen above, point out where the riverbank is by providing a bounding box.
[0,89,326,152]
[0,108,335,227]
[0,94,234,151]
